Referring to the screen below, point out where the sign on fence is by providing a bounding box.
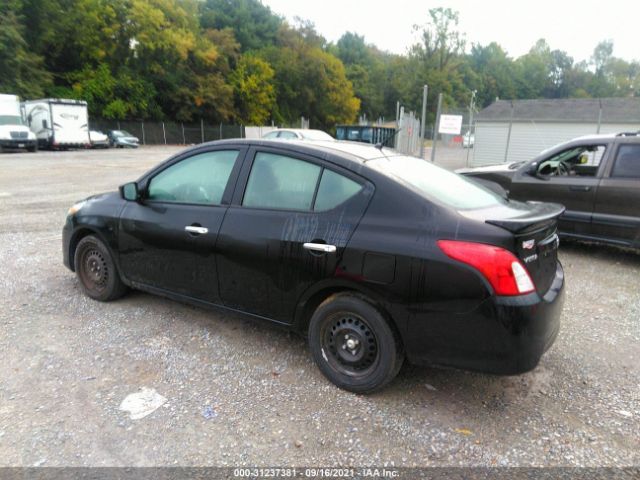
[438,115,463,135]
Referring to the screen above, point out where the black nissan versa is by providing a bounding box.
[63,140,565,392]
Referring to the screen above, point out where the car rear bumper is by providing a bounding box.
[406,261,564,374]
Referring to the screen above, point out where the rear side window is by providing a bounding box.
[243,152,321,210]
[147,150,239,205]
[370,156,505,210]
[611,145,640,178]
[314,169,362,211]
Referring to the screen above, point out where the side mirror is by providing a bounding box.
[527,162,538,176]
[120,182,140,202]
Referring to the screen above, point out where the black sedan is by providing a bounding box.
[458,132,640,250]
[63,140,565,392]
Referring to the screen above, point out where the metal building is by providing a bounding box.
[472,98,640,165]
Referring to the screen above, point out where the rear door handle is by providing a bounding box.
[569,185,591,192]
[185,225,208,235]
[303,242,336,253]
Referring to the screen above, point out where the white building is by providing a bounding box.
[473,98,640,165]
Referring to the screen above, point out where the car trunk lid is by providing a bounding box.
[462,201,564,295]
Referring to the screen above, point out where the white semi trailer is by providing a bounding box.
[24,98,90,149]
[0,94,38,152]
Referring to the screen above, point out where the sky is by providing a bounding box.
[260,0,640,63]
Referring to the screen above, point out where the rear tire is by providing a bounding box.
[308,293,404,393]
[74,235,127,301]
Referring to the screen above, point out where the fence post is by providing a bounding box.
[141,121,145,145]
[466,90,476,167]
[219,123,222,140]
[181,123,186,145]
[117,121,121,130]
[200,119,204,143]
[503,101,514,163]
[240,124,243,138]
[596,98,603,133]
[430,93,443,163]
[419,85,428,159]
[162,122,167,145]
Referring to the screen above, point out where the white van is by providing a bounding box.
[24,98,90,149]
[0,94,38,152]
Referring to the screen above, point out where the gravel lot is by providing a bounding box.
[0,146,638,468]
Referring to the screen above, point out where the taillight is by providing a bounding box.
[437,240,535,296]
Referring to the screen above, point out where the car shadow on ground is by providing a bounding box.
[560,239,640,265]
[116,287,549,406]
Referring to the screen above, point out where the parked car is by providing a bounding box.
[463,131,475,148]
[107,130,139,148]
[262,128,334,141]
[89,130,109,148]
[457,132,640,250]
[63,140,565,392]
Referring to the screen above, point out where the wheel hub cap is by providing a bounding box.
[325,314,378,374]
[83,250,108,288]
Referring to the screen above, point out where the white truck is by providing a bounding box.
[0,94,38,152]
[24,98,90,149]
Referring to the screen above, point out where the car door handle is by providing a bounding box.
[569,186,591,192]
[185,225,208,235]
[303,242,336,253]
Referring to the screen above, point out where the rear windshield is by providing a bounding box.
[369,156,506,209]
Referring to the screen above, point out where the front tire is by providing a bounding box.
[308,293,404,393]
[74,235,127,301]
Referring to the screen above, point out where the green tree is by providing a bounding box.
[259,25,359,129]
[200,0,281,51]
[229,54,276,124]
[0,1,51,97]
[334,32,388,120]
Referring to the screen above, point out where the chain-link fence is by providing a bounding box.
[90,119,246,145]
[426,97,640,170]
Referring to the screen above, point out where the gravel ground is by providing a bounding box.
[0,146,638,467]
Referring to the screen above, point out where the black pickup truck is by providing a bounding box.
[457,132,640,250]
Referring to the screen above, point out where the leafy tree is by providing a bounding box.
[334,32,388,120]
[229,54,276,124]
[260,25,359,129]
[0,1,51,97]
[200,0,281,51]
[467,42,516,106]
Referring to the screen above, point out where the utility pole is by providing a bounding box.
[466,89,476,167]
[419,85,428,159]
[430,93,443,163]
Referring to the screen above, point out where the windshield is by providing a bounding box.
[0,115,25,126]
[369,155,506,210]
[112,130,132,137]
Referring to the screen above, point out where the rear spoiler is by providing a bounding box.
[486,202,565,234]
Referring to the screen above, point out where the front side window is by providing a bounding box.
[537,145,606,177]
[243,152,321,210]
[611,144,640,178]
[370,155,505,210]
[147,150,239,205]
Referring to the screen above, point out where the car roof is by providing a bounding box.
[208,138,398,163]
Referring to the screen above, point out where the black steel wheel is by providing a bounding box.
[74,235,127,301]
[309,293,403,393]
